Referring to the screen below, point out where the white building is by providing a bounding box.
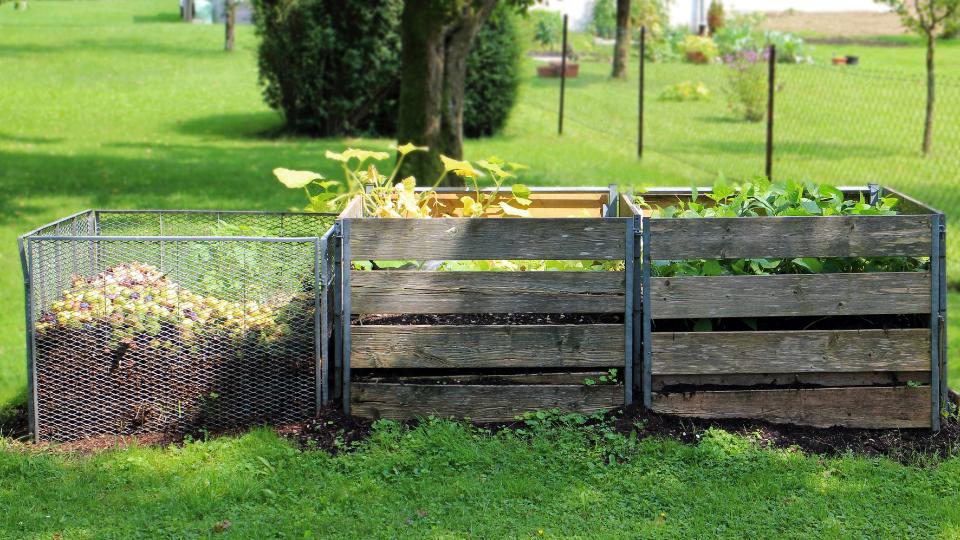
[533,0,889,32]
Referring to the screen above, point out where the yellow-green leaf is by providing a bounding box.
[440,154,474,174]
[499,202,530,217]
[511,183,531,199]
[273,168,322,189]
[396,142,428,156]
[401,176,417,191]
[343,148,390,162]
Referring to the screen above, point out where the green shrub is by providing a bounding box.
[252,0,520,138]
[464,4,522,137]
[723,49,767,122]
[764,31,811,64]
[682,35,719,63]
[659,81,711,102]
[590,0,617,39]
[251,0,403,136]
[530,9,562,49]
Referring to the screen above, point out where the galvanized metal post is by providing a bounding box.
[340,219,352,415]
[931,213,942,431]
[319,226,334,407]
[765,44,776,180]
[313,238,324,412]
[332,228,343,402]
[624,220,634,406]
[18,236,37,442]
[638,25,646,158]
[605,184,618,217]
[938,216,948,416]
[641,216,652,408]
[868,183,881,206]
[558,14,568,136]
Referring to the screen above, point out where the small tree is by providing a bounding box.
[877,0,960,155]
[611,0,631,78]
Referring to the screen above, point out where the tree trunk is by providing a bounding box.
[224,1,236,52]
[396,0,497,186]
[612,0,631,78]
[922,32,936,155]
[183,0,194,22]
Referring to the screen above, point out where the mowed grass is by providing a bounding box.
[3,4,960,536]
[3,420,960,538]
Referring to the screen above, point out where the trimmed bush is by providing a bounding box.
[251,0,403,137]
[464,4,521,137]
[252,0,519,138]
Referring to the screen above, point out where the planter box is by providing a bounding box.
[621,186,947,430]
[537,62,579,78]
[337,187,631,421]
[19,210,337,442]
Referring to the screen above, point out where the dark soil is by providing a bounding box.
[355,313,623,325]
[9,400,960,464]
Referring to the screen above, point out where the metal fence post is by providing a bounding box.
[624,220,634,406]
[638,25,646,158]
[18,236,37,442]
[332,226,343,403]
[765,44,776,180]
[931,213,942,431]
[939,216,948,417]
[558,14,568,136]
[641,216,652,408]
[868,183,881,206]
[340,219,352,415]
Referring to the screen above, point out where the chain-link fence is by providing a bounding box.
[19,210,336,442]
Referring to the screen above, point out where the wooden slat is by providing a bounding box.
[360,372,608,385]
[352,383,622,422]
[651,329,930,374]
[351,325,623,368]
[338,195,363,218]
[652,371,931,390]
[648,215,934,259]
[651,386,931,428]
[348,218,625,260]
[650,272,930,319]
[352,271,625,314]
[431,192,606,218]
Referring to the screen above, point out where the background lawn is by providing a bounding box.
[2,3,960,536]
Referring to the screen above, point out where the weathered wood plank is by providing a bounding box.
[652,371,931,391]
[359,372,608,385]
[352,383,622,421]
[651,386,931,428]
[351,325,624,368]
[431,193,607,218]
[348,218,626,260]
[338,195,363,218]
[651,329,931,374]
[651,272,931,319]
[352,271,625,314]
[649,215,933,259]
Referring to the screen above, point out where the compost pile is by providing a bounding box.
[34,263,316,441]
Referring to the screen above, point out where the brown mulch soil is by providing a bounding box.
[6,400,960,464]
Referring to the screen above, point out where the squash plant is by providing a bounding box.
[273,144,532,218]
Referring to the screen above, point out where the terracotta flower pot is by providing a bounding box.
[536,62,579,78]
[832,57,847,66]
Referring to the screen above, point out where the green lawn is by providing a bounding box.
[2,2,960,536]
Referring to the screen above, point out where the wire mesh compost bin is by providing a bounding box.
[19,210,337,442]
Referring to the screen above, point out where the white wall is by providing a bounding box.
[669,0,891,32]
[530,0,597,32]
[534,0,892,34]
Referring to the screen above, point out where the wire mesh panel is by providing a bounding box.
[22,211,336,442]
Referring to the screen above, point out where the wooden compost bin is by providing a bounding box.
[621,187,947,430]
[338,187,633,421]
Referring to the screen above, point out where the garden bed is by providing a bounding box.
[339,187,632,422]
[621,185,947,430]
[19,210,336,442]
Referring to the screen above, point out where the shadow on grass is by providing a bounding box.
[131,12,182,24]
[0,37,227,57]
[173,112,287,140]
[0,132,64,145]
